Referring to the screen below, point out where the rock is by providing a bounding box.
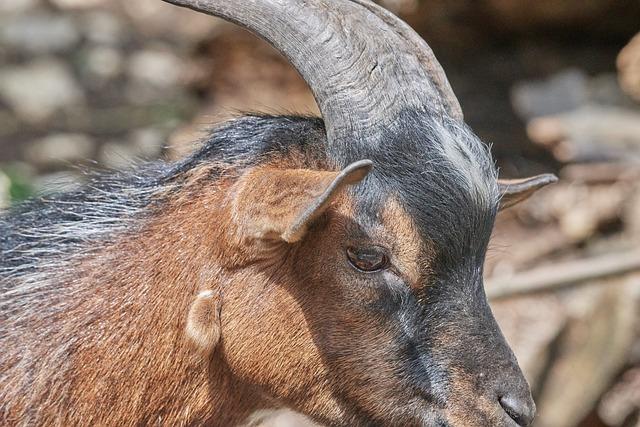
[82,46,123,81]
[0,59,85,124]
[0,12,80,54]
[0,0,39,15]
[129,128,164,158]
[81,11,127,46]
[50,0,105,9]
[527,105,640,163]
[0,170,10,209]
[0,109,20,138]
[127,48,184,88]
[511,69,589,120]
[121,0,218,43]
[25,133,94,166]
[588,73,637,108]
[618,33,640,102]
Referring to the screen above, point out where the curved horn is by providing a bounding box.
[162,0,463,154]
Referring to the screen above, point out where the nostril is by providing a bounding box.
[499,395,535,426]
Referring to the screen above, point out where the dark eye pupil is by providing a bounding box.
[346,247,388,272]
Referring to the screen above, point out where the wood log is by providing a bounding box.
[487,250,640,299]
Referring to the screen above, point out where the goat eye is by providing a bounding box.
[346,246,389,272]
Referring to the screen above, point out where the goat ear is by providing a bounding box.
[498,173,557,210]
[186,290,221,354]
[234,160,373,242]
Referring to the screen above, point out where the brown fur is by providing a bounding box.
[1,152,371,425]
[187,290,222,353]
[2,145,542,425]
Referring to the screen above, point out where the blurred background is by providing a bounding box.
[0,0,639,426]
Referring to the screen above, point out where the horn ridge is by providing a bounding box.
[162,0,462,153]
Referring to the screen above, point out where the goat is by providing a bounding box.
[0,1,557,426]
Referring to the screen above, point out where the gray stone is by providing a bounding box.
[49,0,104,9]
[129,128,164,158]
[527,105,640,162]
[0,0,39,15]
[0,59,85,123]
[81,11,126,46]
[588,73,636,107]
[511,69,589,120]
[618,32,640,102]
[121,0,219,43]
[127,49,183,88]
[0,170,10,209]
[25,133,94,166]
[83,46,123,81]
[0,12,80,54]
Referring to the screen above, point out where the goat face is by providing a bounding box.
[183,114,549,427]
[161,1,556,425]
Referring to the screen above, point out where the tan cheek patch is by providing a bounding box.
[186,290,222,354]
[381,197,426,285]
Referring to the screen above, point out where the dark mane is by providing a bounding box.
[0,115,327,279]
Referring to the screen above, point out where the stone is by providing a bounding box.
[511,69,589,120]
[618,33,640,101]
[0,170,10,209]
[588,73,637,107]
[127,49,183,88]
[81,11,127,46]
[121,0,218,43]
[0,59,85,124]
[83,46,123,81]
[49,0,104,9]
[25,133,94,166]
[527,105,640,162]
[129,128,164,158]
[0,12,80,54]
[0,0,39,15]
